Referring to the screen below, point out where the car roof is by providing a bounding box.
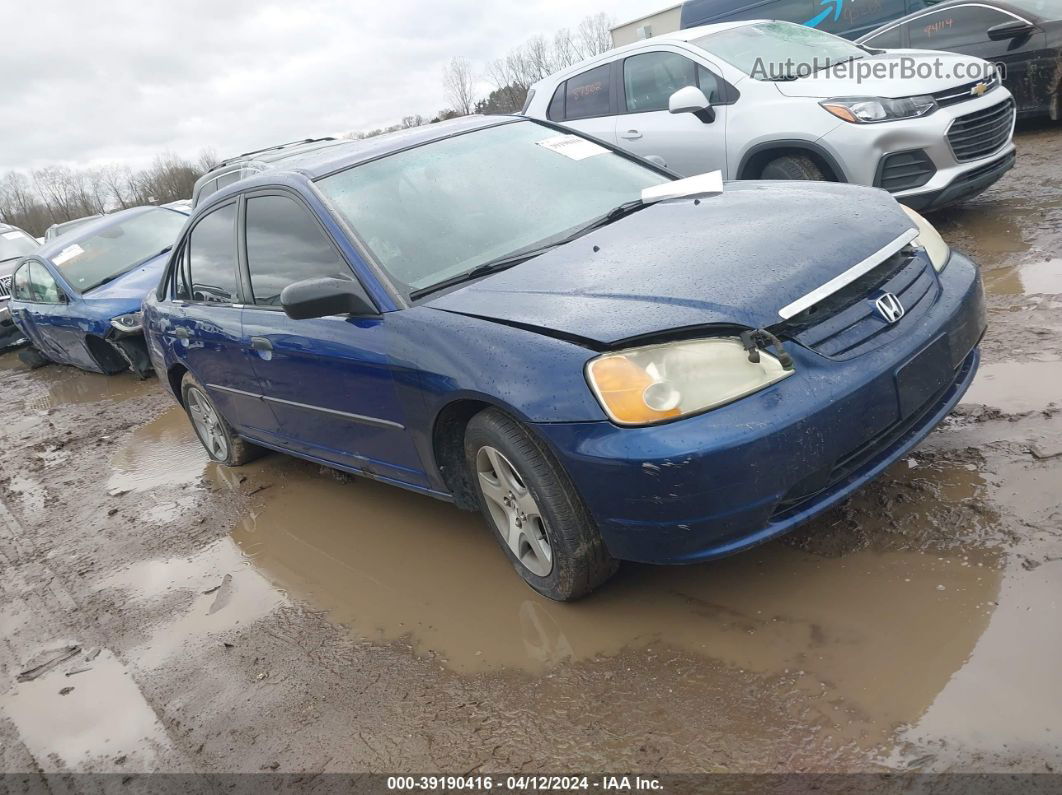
[529,20,760,88]
[34,205,186,261]
[220,115,520,182]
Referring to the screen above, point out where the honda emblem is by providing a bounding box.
[875,292,905,324]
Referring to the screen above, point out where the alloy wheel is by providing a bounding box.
[187,386,229,462]
[475,445,553,577]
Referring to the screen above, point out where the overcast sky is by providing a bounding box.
[0,0,656,173]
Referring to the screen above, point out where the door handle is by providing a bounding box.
[174,327,190,339]
[250,337,273,353]
[620,129,642,140]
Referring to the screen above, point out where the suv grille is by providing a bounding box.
[775,250,939,360]
[0,275,11,298]
[931,74,999,108]
[947,98,1014,163]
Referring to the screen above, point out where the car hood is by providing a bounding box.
[82,250,169,301]
[773,50,992,99]
[425,182,914,345]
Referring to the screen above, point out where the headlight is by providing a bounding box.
[901,205,950,272]
[586,338,794,426]
[820,95,936,123]
[110,311,143,332]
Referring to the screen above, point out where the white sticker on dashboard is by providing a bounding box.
[52,244,84,266]
[535,134,608,160]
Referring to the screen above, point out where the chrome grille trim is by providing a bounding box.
[777,228,919,320]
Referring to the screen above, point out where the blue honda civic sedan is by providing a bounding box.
[143,116,985,600]
[10,205,188,376]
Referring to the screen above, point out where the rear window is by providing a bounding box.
[564,64,611,119]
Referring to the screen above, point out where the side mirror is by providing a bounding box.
[280,277,377,320]
[668,86,715,123]
[987,20,1035,40]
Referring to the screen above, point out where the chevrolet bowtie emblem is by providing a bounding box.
[970,82,988,96]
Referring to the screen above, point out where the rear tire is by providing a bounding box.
[180,372,263,466]
[464,408,617,601]
[760,154,827,181]
[17,347,50,370]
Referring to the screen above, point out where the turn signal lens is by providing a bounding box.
[585,356,680,425]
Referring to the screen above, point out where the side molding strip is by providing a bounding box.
[206,384,405,430]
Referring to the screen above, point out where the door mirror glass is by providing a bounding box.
[987,20,1035,40]
[280,277,377,320]
[668,86,711,114]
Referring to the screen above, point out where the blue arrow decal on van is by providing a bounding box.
[805,0,844,27]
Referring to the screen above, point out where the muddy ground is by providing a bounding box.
[1,124,1061,780]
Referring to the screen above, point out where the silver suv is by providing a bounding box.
[524,20,1016,211]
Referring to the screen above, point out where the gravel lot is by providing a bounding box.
[1,123,1060,777]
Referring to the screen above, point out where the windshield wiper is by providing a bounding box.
[409,200,652,301]
[807,55,864,75]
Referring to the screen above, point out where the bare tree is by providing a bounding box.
[443,57,476,116]
[574,13,613,59]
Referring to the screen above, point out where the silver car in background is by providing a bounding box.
[524,20,1016,211]
[0,223,39,348]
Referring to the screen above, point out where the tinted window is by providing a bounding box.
[187,203,239,304]
[547,84,565,120]
[564,64,610,119]
[196,179,220,205]
[245,195,352,306]
[909,7,1014,48]
[13,261,62,303]
[623,52,721,112]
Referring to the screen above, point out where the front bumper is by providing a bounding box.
[820,89,1016,211]
[533,251,986,564]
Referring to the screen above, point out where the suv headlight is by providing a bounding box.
[586,338,794,426]
[901,205,950,272]
[110,311,143,333]
[821,95,937,123]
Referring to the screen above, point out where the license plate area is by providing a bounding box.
[895,334,953,418]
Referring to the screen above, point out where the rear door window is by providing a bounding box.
[564,64,611,119]
[186,203,239,304]
[908,6,1014,48]
[863,24,905,48]
[244,195,352,307]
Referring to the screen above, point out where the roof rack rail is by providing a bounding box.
[217,137,338,167]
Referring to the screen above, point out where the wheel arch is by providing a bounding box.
[737,140,847,182]
[167,362,189,406]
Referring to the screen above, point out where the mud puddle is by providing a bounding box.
[963,360,1062,414]
[23,369,150,412]
[107,406,210,495]
[0,647,176,771]
[196,454,1002,746]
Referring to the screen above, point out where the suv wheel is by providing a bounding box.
[180,372,263,466]
[464,408,618,601]
[760,154,827,181]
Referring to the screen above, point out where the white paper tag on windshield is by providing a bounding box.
[2,231,23,240]
[642,171,724,202]
[52,243,84,266]
[536,134,608,160]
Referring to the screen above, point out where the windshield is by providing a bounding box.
[695,21,867,81]
[0,229,39,263]
[49,208,186,293]
[316,120,669,294]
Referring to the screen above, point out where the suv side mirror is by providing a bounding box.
[280,277,377,320]
[987,19,1036,40]
[668,86,715,123]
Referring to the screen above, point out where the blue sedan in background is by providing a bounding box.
[144,116,985,600]
[9,205,187,376]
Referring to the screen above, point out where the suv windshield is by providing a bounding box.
[696,21,867,81]
[0,229,38,263]
[316,120,669,295]
[50,208,186,293]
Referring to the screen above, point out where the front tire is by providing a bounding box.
[180,372,262,466]
[760,154,827,181]
[464,408,617,601]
